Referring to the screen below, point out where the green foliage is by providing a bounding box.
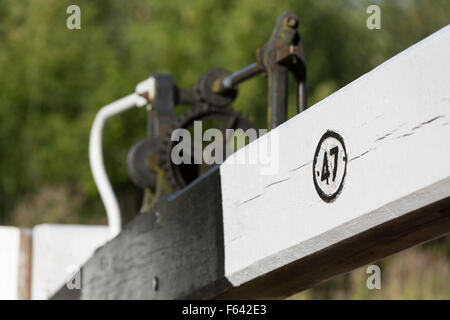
[0,0,449,225]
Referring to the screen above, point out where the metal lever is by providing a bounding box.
[260,12,307,129]
[219,63,263,91]
[214,11,307,130]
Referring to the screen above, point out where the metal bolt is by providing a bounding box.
[287,17,298,28]
[152,276,159,291]
[222,77,232,89]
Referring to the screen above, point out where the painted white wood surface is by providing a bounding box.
[0,227,21,299]
[220,25,450,286]
[0,227,31,299]
[31,224,109,300]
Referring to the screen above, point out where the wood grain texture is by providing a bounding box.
[216,195,450,299]
[219,24,450,286]
[79,168,229,299]
[18,230,32,300]
[51,24,450,300]
[52,177,450,300]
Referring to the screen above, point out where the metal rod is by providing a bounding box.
[219,63,263,92]
[298,81,307,113]
[268,66,288,129]
[177,88,196,105]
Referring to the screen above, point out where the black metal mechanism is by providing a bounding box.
[127,12,307,203]
[127,72,254,195]
[216,11,307,129]
[127,74,176,190]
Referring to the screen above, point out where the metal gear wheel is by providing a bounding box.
[158,105,255,190]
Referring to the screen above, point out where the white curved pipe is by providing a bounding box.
[89,93,147,238]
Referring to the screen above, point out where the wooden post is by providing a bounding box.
[53,24,450,300]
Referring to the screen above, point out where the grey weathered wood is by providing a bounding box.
[81,168,228,299]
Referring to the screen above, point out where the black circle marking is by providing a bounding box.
[313,130,347,203]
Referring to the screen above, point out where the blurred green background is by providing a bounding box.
[0,0,448,298]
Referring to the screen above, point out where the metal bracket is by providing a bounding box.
[127,74,177,189]
[258,12,307,128]
[216,11,307,129]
